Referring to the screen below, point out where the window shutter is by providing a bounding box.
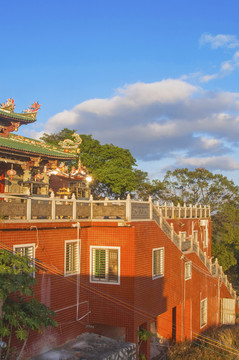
[66,242,79,274]
[153,249,164,277]
[92,248,119,283]
[185,262,192,280]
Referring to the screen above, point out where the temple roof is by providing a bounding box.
[0,133,76,160]
[0,108,37,124]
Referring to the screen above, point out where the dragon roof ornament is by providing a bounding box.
[1,98,15,112]
[58,133,82,154]
[23,101,41,119]
[0,99,41,120]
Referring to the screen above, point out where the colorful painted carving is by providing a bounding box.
[0,98,41,121]
[0,98,15,112]
[58,133,82,150]
[23,101,41,118]
[0,121,20,136]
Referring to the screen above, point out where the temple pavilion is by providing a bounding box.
[0,98,91,198]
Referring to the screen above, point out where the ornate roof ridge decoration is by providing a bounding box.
[23,101,41,119]
[1,98,15,112]
[0,133,77,159]
[0,98,41,123]
[11,133,78,155]
[58,133,82,154]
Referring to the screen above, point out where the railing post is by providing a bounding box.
[184,203,186,218]
[209,257,212,273]
[220,266,223,279]
[171,202,174,219]
[196,241,200,256]
[203,251,207,265]
[177,203,180,218]
[215,258,218,277]
[189,204,192,218]
[51,193,55,220]
[199,205,202,218]
[159,209,162,228]
[72,194,76,220]
[26,198,31,220]
[149,196,153,220]
[164,202,167,218]
[89,195,93,220]
[126,194,131,221]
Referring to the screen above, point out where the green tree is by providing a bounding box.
[161,168,239,278]
[133,169,166,201]
[40,128,76,147]
[0,250,57,360]
[212,202,239,282]
[163,168,239,210]
[41,130,138,199]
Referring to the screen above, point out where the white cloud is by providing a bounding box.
[199,137,222,150]
[174,156,239,171]
[198,33,239,83]
[221,61,234,71]
[200,33,239,49]
[39,79,239,172]
[200,73,219,83]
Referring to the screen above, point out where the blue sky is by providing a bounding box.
[1,0,239,182]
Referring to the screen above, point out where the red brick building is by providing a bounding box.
[0,197,238,358]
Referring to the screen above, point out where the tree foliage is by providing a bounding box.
[40,128,76,147]
[0,250,57,360]
[80,135,137,198]
[41,130,138,199]
[163,168,239,210]
[211,202,239,274]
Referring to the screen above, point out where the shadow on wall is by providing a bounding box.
[21,272,168,358]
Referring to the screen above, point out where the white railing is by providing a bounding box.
[0,194,211,221]
[155,202,210,219]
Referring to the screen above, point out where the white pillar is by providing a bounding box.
[126,194,131,221]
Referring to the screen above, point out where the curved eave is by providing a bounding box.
[0,137,77,160]
[0,109,36,124]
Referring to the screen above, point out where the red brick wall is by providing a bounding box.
[0,218,233,358]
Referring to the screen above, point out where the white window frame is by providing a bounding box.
[90,246,120,285]
[185,261,192,280]
[13,243,35,276]
[152,247,164,280]
[64,240,80,276]
[200,298,207,328]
